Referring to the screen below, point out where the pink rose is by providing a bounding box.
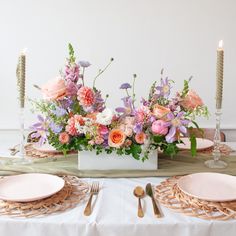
[41,77,67,100]
[180,90,204,110]
[153,104,170,119]
[151,120,168,135]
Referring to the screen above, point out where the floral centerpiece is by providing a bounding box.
[31,44,208,162]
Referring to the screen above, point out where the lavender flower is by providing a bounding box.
[120,83,132,89]
[30,115,50,145]
[165,112,190,143]
[156,77,172,98]
[79,61,91,68]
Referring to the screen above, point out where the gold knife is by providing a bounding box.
[146,183,162,218]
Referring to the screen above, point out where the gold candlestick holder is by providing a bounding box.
[205,109,227,168]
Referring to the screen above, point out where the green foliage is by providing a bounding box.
[68,43,76,63]
[125,143,142,160]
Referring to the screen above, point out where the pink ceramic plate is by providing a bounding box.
[177,173,236,202]
[33,143,62,154]
[0,173,65,202]
[177,138,214,150]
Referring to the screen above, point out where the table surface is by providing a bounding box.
[0,131,236,236]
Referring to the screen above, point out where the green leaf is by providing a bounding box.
[126,144,142,160]
[153,135,164,143]
[163,143,178,157]
[190,134,197,156]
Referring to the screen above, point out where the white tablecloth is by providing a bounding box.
[0,131,236,236]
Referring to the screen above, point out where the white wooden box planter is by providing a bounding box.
[78,151,158,170]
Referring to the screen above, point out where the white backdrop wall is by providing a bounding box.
[0,0,236,134]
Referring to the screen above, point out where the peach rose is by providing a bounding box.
[135,132,146,144]
[108,129,126,148]
[151,120,168,135]
[153,104,170,119]
[59,132,70,144]
[41,77,67,100]
[180,90,204,110]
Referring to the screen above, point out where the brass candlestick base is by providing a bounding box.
[205,109,227,169]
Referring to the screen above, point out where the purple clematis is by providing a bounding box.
[165,112,190,143]
[115,96,135,115]
[49,122,63,134]
[30,115,50,145]
[156,77,172,98]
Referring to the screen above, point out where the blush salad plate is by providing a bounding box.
[177,137,214,150]
[177,173,236,202]
[0,173,65,202]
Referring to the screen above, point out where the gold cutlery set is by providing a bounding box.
[134,183,162,218]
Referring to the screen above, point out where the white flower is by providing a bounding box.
[96,108,113,125]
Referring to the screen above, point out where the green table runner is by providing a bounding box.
[0,153,236,177]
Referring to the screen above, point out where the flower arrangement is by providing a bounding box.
[31,44,208,161]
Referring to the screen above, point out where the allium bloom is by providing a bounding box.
[108,129,126,148]
[65,63,79,83]
[119,83,132,89]
[156,77,172,98]
[59,132,70,144]
[66,115,85,136]
[152,104,170,119]
[41,77,67,100]
[77,86,95,107]
[135,132,146,144]
[96,108,113,125]
[180,90,204,110]
[151,120,168,135]
[165,112,190,143]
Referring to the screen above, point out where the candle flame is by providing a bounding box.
[218,40,223,49]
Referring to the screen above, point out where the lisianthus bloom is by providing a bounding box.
[108,129,126,148]
[152,104,170,119]
[119,124,133,137]
[165,112,190,143]
[66,115,85,136]
[41,77,67,100]
[151,120,168,135]
[180,90,204,110]
[77,86,95,107]
[96,108,113,125]
[59,132,70,144]
[135,132,146,144]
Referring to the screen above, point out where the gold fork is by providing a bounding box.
[84,182,99,216]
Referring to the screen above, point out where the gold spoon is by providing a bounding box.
[133,186,145,218]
